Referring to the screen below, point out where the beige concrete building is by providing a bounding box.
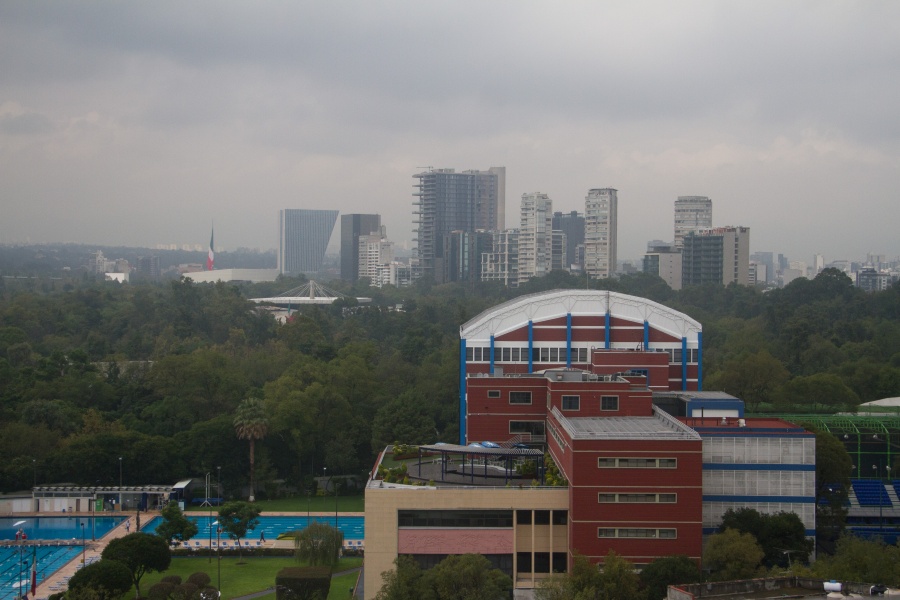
[364,479,568,598]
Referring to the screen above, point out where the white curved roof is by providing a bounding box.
[860,397,900,407]
[460,289,701,342]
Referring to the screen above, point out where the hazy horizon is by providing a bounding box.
[2,2,898,264]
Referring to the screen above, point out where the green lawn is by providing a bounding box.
[185,495,365,513]
[135,556,363,599]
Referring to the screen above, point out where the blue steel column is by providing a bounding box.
[566,313,572,367]
[528,321,534,373]
[681,337,688,391]
[459,339,467,445]
[490,335,495,375]
[643,320,649,351]
[697,332,703,391]
[605,311,611,349]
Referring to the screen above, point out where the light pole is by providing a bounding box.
[217,466,222,502]
[118,456,123,510]
[207,472,213,563]
[216,525,222,594]
[81,522,86,564]
[14,520,26,600]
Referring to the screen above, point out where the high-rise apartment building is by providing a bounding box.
[358,226,393,285]
[444,230,494,284]
[682,226,750,287]
[341,214,381,281]
[584,188,618,279]
[412,167,505,283]
[517,192,553,284]
[552,211,584,270]
[481,229,519,288]
[674,196,712,250]
[278,209,339,275]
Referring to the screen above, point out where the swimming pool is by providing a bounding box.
[1,517,125,541]
[145,515,365,542]
[0,545,82,600]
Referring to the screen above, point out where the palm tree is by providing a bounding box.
[233,397,268,501]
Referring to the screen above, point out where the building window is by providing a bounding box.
[598,494,616,503]
[597,528,616,538]
[561,396,580,411]
[552,511,568,525]
[600,396,618,411]
[502,348,511,362]
[398,510,514,528]
[487,390,500,398]
[540,348,549,362]
[509,391,532,405]
[510,421,545,436]
[516,510,532,525]
[599,528,677,539]
[534,511,550,525]
[598,493,678,503]
[597,457,678,469]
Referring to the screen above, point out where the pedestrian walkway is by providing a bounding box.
[33,512,158,599]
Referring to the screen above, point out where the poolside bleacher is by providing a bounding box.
[851,479,892,507]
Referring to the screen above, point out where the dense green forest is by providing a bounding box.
[1,268,898,495]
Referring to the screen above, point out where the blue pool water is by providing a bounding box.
[145,515,365,541]
[1,517,125,541]
[0,546,82,600]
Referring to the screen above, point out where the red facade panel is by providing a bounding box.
[532,329,567,342]
[495,327,529,342]
[649,328,681,343]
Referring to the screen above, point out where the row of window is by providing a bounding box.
[466,346,699,364]
[562,395,619,411]
[598,458,677,469]
[516,510,568,525]
[467,347,589,363]
[517,552,567,574]
[597,528,677,539]
[598,493,676,503]
[398,510,513,528]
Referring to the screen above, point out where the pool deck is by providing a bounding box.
[23,511,365,599]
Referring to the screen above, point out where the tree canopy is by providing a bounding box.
[100,532,171,597]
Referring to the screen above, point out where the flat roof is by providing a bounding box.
[680,417,812,435]
[419,444,543,457]
[553,407,700,441]
[653,391,741,401]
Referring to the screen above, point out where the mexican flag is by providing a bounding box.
[207,227,215,271]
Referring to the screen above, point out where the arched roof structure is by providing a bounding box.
[460,289,701,342]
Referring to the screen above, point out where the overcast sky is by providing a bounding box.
[1,2,898,264]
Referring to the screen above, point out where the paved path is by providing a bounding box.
[32,511,158,599]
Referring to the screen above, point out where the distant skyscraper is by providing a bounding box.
[674,196,712,250]
[643,242,682,290]
[751,251,775,283]
[813,254,825,275]
[552,211,585,270]
[481,229,519,288]
[341,214,381,281]
[358,226,393,285]
[517,192,553,284]
[682,226,750,287]
[444,230,493,284]
[278,209,339,275]
[584,188,618,279]
[412,167,505,283]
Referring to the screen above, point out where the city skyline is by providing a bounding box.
[1,3,898,262]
